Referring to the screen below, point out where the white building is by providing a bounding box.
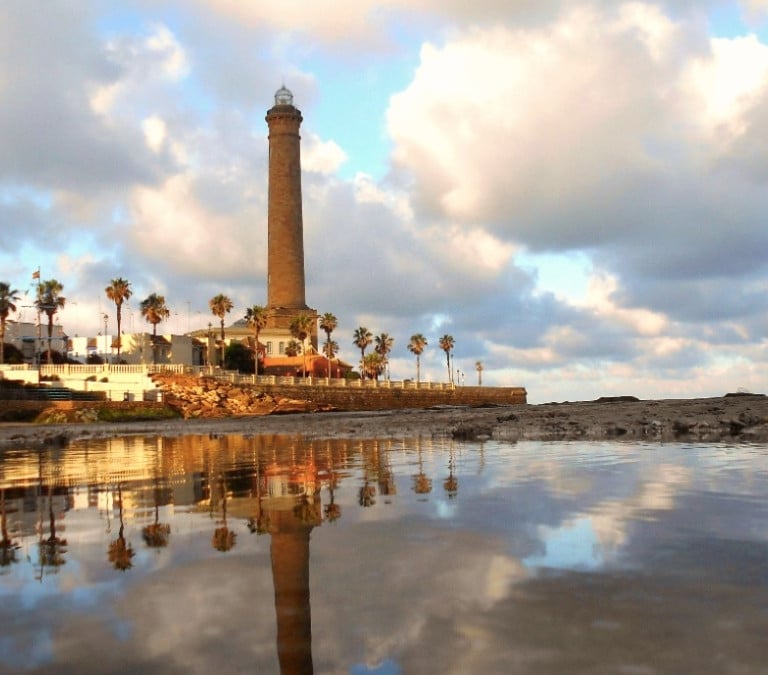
[67,332,204,366]
[3,320,67,363]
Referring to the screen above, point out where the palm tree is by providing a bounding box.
[139,293,170,364]
[105,277,132,362]
[323,339,339,370]
[319,312,338,377]
[438,334,455,385]
[35,279,66,365]
[244,305,268,376]
[407,333,428,385]
[374,333,394,381]
[362,351,385,381]
[0,282,21,365]
[290,312,314,378]
[209,294,233,367]
[352,326,372,381]
[285,339,302,358]
[476,360,484,386]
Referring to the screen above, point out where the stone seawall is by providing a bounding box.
[0,400,166,421]
[256,384,527,411]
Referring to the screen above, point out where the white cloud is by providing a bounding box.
[142,115,167,153]
[301,133,348,174]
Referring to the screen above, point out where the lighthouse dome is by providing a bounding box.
[274,85,294,106]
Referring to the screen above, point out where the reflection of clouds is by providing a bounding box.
[529,462,694,570]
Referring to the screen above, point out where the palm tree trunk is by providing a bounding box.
[47,314,53,365]
[220,319,225,367]
[116,305,122,361]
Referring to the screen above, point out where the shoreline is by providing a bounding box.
[1,394,767,447]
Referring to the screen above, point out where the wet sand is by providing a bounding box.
[1,394,767,447]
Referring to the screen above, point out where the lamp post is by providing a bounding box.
[103,313,109,364]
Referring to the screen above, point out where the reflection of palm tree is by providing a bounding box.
[359,479,376,507]
[142,479,170,548]
[443,445,458,498]
[0,489,20,570]
[324,471,341,522]
[212,476,237,552]
[413,441,432,496]
[108,484,135,571]
[38,484,67,574]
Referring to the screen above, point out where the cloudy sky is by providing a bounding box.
[2,0,768,402]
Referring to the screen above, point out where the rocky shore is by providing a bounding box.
[1,393,766,448]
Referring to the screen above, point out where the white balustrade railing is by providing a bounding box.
[1,363,458,391]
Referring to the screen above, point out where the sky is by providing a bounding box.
[2,0,768,403]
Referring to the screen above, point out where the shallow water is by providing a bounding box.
[0,436,767,674]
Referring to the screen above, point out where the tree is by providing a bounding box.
[35,279,66,365]
[105,277,132,362]
[438,334,455,385]
[323,339,339,376]
[407,333,428,385]
[285,339,302,358]
[140,293,170,364]
[209,294,233,366]
[374,333,394,381]
[244,305,267,375]
[352,326,372,381]
[290,312,314,378]
[476,360,484,386]
[319,312,338,377]
[0,282,20,365]
[362,351,385,381]
[224,341,253,372]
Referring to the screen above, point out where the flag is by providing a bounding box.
[32,270,40,279]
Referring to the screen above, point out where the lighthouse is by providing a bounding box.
[265,86,315,332]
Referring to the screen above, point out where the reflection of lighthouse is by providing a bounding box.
[256,461,322,675]
[270,513,315,674]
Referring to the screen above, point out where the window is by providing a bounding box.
[279,341,285,354]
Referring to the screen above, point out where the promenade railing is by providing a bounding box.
[1,363,455,390]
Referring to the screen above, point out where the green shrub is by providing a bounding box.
[0,409,39,422]
[97,406,180,422]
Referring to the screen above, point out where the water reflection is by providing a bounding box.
[0,437,766,673]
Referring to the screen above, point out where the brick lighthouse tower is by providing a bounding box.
[265,85,316,337]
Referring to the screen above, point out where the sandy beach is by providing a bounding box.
[1,394,766,448]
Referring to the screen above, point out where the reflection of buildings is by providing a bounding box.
[0,435,450,673]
